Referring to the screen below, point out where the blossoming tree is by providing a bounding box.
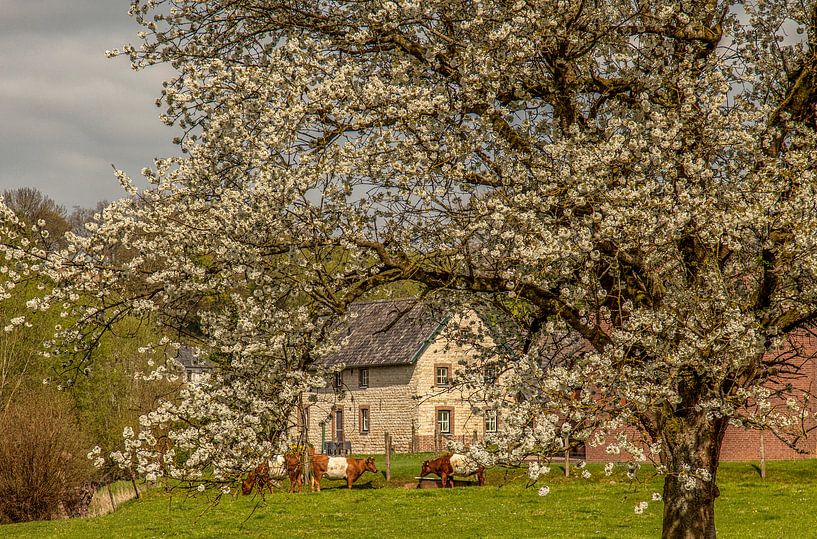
[4,0,817,536]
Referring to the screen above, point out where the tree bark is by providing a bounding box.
[659,416,726,539]
[662,469,720,538]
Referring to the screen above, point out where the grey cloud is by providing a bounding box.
[0,0,178,208]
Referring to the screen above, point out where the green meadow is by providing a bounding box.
[5,455,817,538]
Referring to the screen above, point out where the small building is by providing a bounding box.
[305,299,495,454]
[175,346,213,385]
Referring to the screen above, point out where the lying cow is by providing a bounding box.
[242,453,302,495]
[310,455,377,490]
[420,453,485,487]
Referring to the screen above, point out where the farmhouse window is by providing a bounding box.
[435,365,450,386]
[485,410,498,433]
[359,368,369,388]
[333,371,343,390]
[436,408,452,434]
[359,406,370,433]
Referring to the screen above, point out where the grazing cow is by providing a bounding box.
[419,453,485,487]
[242,454,303,495]
[283,452,304,492]
[310,455,377,490]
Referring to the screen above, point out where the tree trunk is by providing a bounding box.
[659,416,727,539]
[661,469,720,538]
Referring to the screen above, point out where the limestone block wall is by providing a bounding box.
[411,331,490,452]
[306,364,418,454]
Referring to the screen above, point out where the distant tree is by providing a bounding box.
[68,200,109,238]
[2,187,70,251]
[0,282,49,413]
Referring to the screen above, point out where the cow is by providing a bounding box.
[419,453,485,487]
[242,453,302,495]
[310,455,378,490]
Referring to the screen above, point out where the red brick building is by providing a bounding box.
[586,332,817,462]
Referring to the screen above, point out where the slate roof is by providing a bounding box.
[175,346,213,371]
[325,299,448,367]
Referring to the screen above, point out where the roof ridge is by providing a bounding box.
[351,297,420,306]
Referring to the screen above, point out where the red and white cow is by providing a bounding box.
[242,453,302,495]
[310,455,378,490]
[419,453,485,487]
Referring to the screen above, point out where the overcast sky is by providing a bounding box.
[0,0,177,209]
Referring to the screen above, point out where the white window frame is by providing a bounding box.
[485,410,498,433]
[437,409,451,434]
[360,407,370,433]
[435,366,450,386]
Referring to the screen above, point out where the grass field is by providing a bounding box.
[4,455,817,538]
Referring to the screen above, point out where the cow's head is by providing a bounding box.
[420,460,431,477]
[241,472,255,495]
[365,456,378,473]
[284,452,301,470]
[242,462,268,495]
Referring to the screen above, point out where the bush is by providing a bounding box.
[0,390,96,523]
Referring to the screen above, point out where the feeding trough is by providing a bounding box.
[415,477,479,489]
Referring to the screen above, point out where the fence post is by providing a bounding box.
[563,435,570,478]
[107,483,117,511]
[129,471,141,500]
[300,394,312,492]
[385,432,392,481]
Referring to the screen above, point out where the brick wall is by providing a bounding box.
[586,425,817,463]
[586,334,817,462]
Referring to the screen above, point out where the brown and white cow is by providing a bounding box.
[242,453,302,495]
[310,455,378,490]
[419,453,485,487]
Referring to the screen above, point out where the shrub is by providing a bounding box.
[0,390,96,523]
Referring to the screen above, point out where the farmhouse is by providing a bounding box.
[305,299,495,453]
[305,299,817,463]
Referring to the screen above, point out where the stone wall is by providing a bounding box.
[410,324,491,452]
[306,364,418,453]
